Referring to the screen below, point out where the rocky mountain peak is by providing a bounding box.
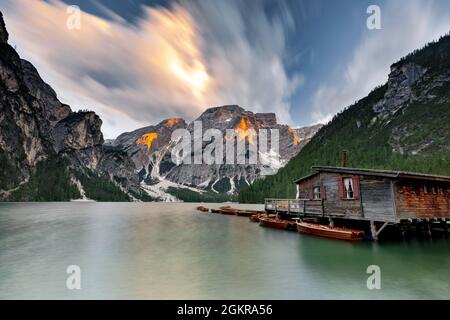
[52,111,104,153]
[373,34,450,116]
[255,113,277,127]
[373,62,428,114]
[0,12,8,44]
[21,59,72,122]
[202,105,244,115]
[193,105,278,132]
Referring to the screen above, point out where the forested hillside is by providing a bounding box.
[239,33,450,203]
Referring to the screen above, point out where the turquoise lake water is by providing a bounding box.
[0,202,449,299]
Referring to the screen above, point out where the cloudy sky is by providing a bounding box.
[1,0,450,138]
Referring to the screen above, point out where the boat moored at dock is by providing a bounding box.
[296,221,364,241]
[259,216,297,231]
[196,206,209,212]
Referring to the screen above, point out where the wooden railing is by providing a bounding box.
[264,198,325,216]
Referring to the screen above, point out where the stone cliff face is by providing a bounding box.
[0,29,52,184]
[373,63,427,114]
[0,12,7,44]
[21,60,72,123]
[371,52,450,155]
[0,12,139,197]
[372,62,450,116]
[108,118,187,180]
[53,111,104,153]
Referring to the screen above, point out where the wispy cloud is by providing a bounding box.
[1,0,301,138]
[310,0,450,124]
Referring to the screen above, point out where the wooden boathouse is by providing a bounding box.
[265,166,450,240]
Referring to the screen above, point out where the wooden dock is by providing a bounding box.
[265,198,325,216]
[265,198,449,241]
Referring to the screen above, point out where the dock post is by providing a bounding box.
[415,220,422,237]
[370,220,378,241]
[400,228,406,241]
[442,220,448,238]
[425,221,432,238]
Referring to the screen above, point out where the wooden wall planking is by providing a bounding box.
[395,181,450,219]
[360,177,396,222]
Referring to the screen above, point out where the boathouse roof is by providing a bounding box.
[293,166,450,184]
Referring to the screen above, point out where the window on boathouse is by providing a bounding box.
[343,178,354,199]
[313,186,321,200]
[338,176,360,200]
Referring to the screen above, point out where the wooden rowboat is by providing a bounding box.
[245,210,267,216]
[296,222,364,241]
[196,206,209,212]
[259,216,297,231]
[250,213,276,223]
[219,208,238,215]
[235,210,255,217]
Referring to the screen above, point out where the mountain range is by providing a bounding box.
[106,105,321,201]
[0,12,320,202]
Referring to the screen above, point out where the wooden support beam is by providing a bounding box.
[370,220,378,241]
[425,221,432,238]
[442,220,448,238]
[400,227,406,241]
[376,222,389,237]
[416,222,422,236]
[396,223,407,241]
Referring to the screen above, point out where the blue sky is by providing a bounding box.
[2,0,450,138]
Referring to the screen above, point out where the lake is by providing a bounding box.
[0,202,449,299]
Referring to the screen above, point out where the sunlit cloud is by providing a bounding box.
[1,0,300,138]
